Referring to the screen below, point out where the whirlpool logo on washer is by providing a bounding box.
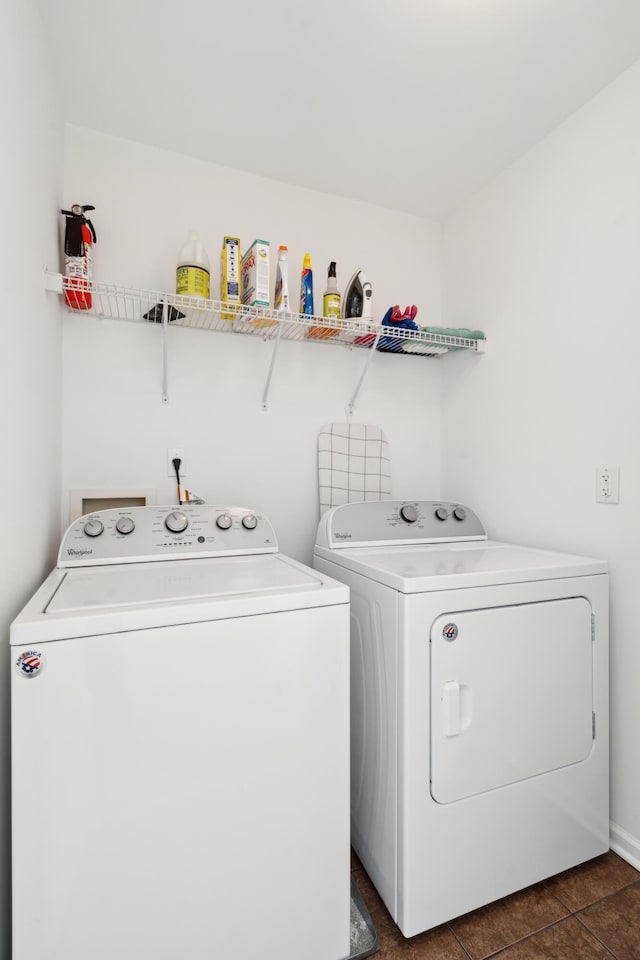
[15,650,46,678]
[442,623,458,641]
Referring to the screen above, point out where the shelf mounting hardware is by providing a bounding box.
[261,317,285,411]
[347,326,383,417]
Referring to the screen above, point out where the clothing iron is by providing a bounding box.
[344,270,373,321]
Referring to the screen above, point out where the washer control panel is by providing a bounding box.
[316,500,487,549]
[59,505,277,567]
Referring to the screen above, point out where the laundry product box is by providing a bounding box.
[220,236,241,319]
[241,239,270,307]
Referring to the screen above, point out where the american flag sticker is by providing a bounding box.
[15,650,45,678]
[442,623,458,641]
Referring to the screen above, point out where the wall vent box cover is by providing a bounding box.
[69,488,158,522]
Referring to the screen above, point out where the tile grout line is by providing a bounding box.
[447,922,474,959]
[478,916,576,960]
[572,914,619,959]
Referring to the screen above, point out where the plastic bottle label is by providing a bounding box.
[323,293,341,319]
[177,265,210,299]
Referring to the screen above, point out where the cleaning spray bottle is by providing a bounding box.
[309,260,341,339]
[176,232,210,299]
[274,245,290,311]
[323,261,341,320]
[299,252,314,317]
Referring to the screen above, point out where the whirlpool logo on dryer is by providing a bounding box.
[335,532,353,540]
[67,547,93,557]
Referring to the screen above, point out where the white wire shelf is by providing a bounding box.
[46,274,486,357]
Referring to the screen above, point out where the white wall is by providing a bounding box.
[62,127,443,562]
[442,60,640,863]
[0,2,62,956]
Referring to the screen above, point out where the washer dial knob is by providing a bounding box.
[242,514,258,530]
[83,518,104,538]
[216,513,232,530]
[453,507,466,522]
[115,516,135,535]
[400,504,418,523]
[165,511,189,534]
[435,507,449,521]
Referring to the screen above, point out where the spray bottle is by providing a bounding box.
[60,204,96,310]
[323,261,341,321]
[176,232,210,299]
[274,245,290,311]
[299,252,314,316]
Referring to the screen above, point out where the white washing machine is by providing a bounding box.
[11,504,350,960]
[314,499,609,937]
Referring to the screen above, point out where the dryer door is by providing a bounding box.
[430,598,593,804]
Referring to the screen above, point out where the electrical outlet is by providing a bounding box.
[596,466,619,504]
[167,448,187,478]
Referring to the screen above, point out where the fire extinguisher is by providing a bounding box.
[60,204,97,310]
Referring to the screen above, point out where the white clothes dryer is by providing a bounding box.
[11,505,350,960]
[314,500,609,937]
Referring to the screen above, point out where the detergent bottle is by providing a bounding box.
[176,232,210,299]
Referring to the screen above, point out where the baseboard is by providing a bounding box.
[610,821,640,871]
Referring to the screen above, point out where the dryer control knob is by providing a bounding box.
[435,507,449,521]
[83,518,104,538]
[216,513,232,530]
[453,507,466,522]
[115,516,135,535]
[400,504,418,523]
[165,511,189,534]
[242,514,258,530]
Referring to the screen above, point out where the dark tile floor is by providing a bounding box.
[351,850,640,959]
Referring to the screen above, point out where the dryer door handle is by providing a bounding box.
[442,681,461,737]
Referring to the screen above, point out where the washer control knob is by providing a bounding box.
[453,507,466,522]
[435,507,449,521]
[115,516,135,535]
[216,513,233,530]
[400,504,418,523]
[83,518,104,538]
[165,511,189,534]
[242,514,258,530]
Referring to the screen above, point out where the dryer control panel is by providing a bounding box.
[58,505,278,567]
[316,500,487,549]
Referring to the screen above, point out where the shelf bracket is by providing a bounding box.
[347,327,383,417]
[44,269,63,293]
[162,301,169,404]
[261,321,284,411]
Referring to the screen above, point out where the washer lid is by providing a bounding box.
[47,554,321,613]
[11,553,348,646]
[315,540,607,592]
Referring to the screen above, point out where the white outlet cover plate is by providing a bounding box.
[596,466,619,504]
[167,448,187,477]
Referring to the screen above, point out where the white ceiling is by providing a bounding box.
[44,0,640,219]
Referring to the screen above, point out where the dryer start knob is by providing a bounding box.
[242,514,258,530]
[165,511,189,534]
[83,518,104,538]
[216,513,232,530]
[400,504,418,523]
[453,507,466,521]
